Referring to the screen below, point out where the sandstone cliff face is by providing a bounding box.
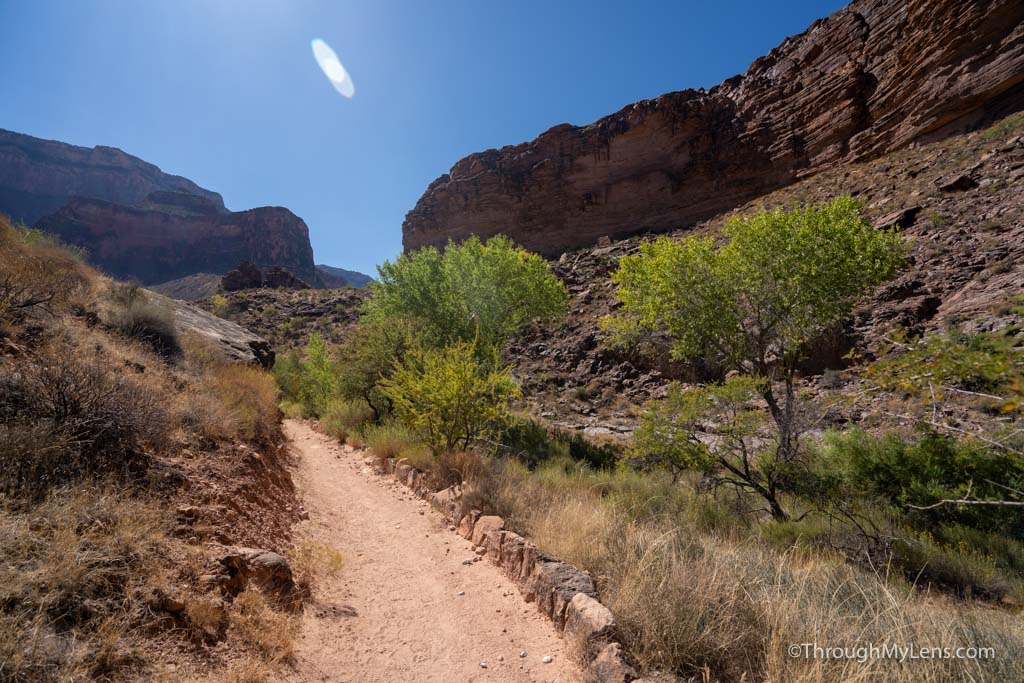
[0,129,225,225]
[403,0,1024,256]
[35,192,320,286]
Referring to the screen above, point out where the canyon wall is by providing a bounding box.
[0,128,225,225]
[35,191,320,286]
[403,0,1024,256]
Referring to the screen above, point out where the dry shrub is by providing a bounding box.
[0,217,93,324]
[0,488,168,681]
[425,450,485,490]
[481,461,1024,682]
[0,339,171,499]
[364,420,419,464]
[106,282,182,360]
[320,398,373,442]
[228,590,298,663]
[201,365,281,447]
[287,540,345,604]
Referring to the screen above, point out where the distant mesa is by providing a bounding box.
[316,263,374,288]
[0,128,367,292]
[402,0,1024,257]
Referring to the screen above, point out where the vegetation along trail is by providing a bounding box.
[283,419,582,683]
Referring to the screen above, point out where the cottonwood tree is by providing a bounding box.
[606,197,903,471]
[364,235,569,355]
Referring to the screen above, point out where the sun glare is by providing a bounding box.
[311,38,355,98]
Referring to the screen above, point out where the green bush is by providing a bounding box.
[321,399,374,442]
[363,421,420,461]
[820,429,1024,537]
[335,316,415,420]
[364,235,568,355]
[272,335,338,418]
[380,340,519,454]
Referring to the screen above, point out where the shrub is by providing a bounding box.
[0,489,168,680]
[210,293,230,317]
[204,365,281,446]
[380,340,519,454]
[106,282,182,359]
[364,235,568,355]
[820,429,1024,537]
[363,420,421,466]
[335,316,415,420]
[0,217,92,324]
[320,399,373,443]
[0,342,171,499]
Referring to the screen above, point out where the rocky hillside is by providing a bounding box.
[511,112,1024,435]
[403,0,1024,256]
[0,128,225,225]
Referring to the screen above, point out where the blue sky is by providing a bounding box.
[0,0,845,276]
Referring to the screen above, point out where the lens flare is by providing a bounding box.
[311,38,355,98]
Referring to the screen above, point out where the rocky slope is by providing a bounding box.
[35,190,322,286]
[511,113,1024,435]
[403,0,1024,256]
[0,128,225,225]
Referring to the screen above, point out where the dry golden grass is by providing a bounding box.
[0,488,169,681]
[477,460,1024,682]
[197,364,281,446]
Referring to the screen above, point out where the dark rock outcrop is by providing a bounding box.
[221,261,310,292]
[35,192,321,286]
[0,128,225,225]
[403,0,1024,256]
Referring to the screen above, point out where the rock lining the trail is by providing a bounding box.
[376,456,640,682]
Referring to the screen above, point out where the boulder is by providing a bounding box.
[565,593,616,651]
[217,547,296,605]
[471,515,504,547]
[458,510,481,540]
[168,296,274,367]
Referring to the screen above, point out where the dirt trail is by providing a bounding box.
[283,420,582,683]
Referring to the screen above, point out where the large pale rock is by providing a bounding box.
[565,593,616,650]
[471,515,504,547]
[403,0,1024,257]
[430,486,462,518]
[168,296,274,368]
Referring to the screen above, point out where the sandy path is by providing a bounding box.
[283,420,581,683]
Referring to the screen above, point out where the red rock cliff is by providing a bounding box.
[403,0,1024,256]
[35,192,320,286]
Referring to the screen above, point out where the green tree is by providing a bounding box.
[379,340,520,454]
[298,333,338,417]
[364,235,568,354]
[336,317,417,421]
[605,197,903,463]
[632,376,797,519]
